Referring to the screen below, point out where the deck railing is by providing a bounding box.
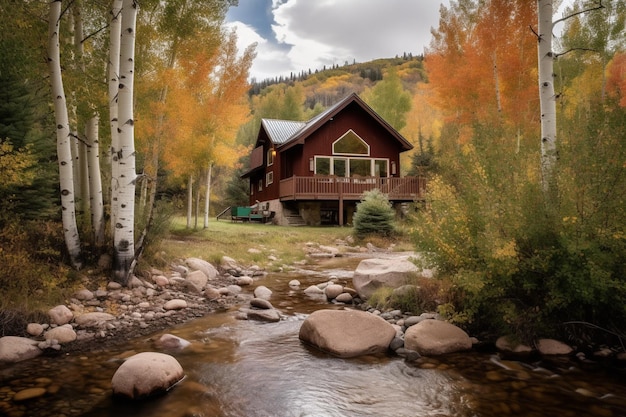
[279,175,426,201]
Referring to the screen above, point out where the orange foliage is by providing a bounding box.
[137,29,255,182]
[425,0,538,137]
[607,52,626,107]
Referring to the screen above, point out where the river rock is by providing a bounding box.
[250,298,273,309]
[164,299,188,310]
[304,285,324,295]
[186,257,218,280]
[247,309,281,323]
[74,289,94,301]
[153,275,170,287]
[221,255,241,273]
[13,387,47,402]
[74,312,116,327]
[254,285,272,300]
[44,324,77,344]
[0,336,42,363]
[352,258,420,299]
[204,287,221,300]
[236,276,254,286]
[536,338,573,355]
[325,284,344,300]
[335,293,353,303]
[289,279,301,287]
[404,320,472,356]
[155,334,191,350]
[111,352,185,400]
[495,336,533,355]
[26,323,44,337]
[299,309,396,358]
[48,305,73,325]
[185,270,208,293]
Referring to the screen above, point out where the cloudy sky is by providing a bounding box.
[225,0,449,81]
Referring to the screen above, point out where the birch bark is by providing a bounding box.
[113,0,138,284]
[537,0,558,200]
[109,0,123,238]
[187,175,193,229]
[204,163,213,228]
[86,116,104,247]
[48,0,82,269]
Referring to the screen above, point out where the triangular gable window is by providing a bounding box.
[332,130,369,156]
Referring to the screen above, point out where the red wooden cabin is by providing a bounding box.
[242,93,425,226]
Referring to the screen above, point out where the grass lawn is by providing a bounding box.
[156,217,413,270]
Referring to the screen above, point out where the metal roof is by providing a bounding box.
[259,93,413,151]
[261,119,306,145]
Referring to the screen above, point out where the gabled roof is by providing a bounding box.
[261,119,306,145]
[259,92,413,152]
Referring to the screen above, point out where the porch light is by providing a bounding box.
[272,148,277,157]
[391,161,397,175]
[309,158,314,171]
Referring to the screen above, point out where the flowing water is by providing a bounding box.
[2,260,626,417]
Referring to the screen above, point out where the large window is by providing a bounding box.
[374,159,388,177]
[315,157,331,175]
[332,130,369,155]
[314,156,389,177]
[350,159,370,177]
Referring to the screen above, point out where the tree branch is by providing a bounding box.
[553,0,605,27]
[529,25,541,41]
[554,47,598,58]
[70,132,91,148]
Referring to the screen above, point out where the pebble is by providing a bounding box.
[13,388,47,402]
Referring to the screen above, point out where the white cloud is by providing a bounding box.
[227,0,447,80]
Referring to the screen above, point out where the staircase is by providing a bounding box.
[283,207,306,226]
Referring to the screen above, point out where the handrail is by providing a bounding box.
[216,206,232,221]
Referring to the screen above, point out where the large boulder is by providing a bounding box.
[299,309,396,358]
[185,258,218,280]
[111,352,185,399]
[352,258,420,299]
[185,270,208,293]
[0,336,42,363]
[536,338,573,356]
[74,312,116,328]
[44,324,77,344]
[48,305,73,325]
[404,320,472,356]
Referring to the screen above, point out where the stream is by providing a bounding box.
[2,259,626,417]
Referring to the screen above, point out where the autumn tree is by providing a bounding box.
[411,0,626,340]
[156,29,255,228]
[361,67,411,131]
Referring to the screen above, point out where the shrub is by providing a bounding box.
[353,189,395,238]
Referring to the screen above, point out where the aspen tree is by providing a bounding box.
[113,0,138,284]
[537,0,558,200]
[48,0,82,269]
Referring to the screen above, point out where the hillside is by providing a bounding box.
[249,54,426,110]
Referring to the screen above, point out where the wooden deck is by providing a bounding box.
[279,176,426,202]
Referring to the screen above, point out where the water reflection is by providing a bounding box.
[2,264,626,417]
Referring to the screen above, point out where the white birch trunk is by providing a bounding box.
[109,0,123,239]
[79,137,90,218]
[204,163,212,228]
[187,175,193,229]
[537,0,558,199]
[48,0,82,269]
[86,115,105,247]
[113,0,138,284]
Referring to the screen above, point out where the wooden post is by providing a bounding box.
[338,180,344,226]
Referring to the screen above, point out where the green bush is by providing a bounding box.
[353,189,395,238]
[409,119,626,343]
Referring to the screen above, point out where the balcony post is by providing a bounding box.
[338,180,344,226]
